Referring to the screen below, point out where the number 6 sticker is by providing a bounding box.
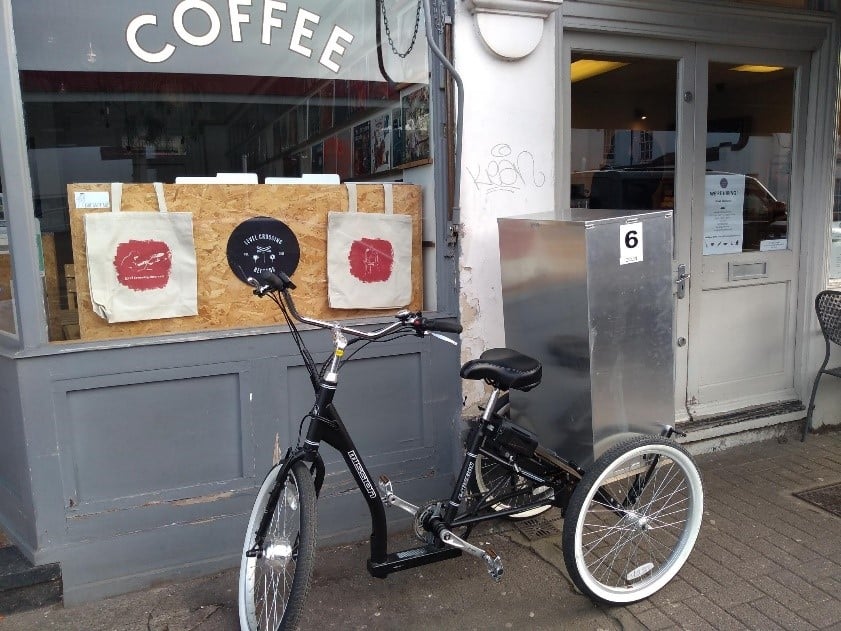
[620,222,643,265]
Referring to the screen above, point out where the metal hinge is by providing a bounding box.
[448,223,461,244]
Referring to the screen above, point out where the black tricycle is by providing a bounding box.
[238,271,703,631]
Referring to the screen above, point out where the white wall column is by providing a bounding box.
[455,0,561,405]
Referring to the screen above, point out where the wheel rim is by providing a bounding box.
[244,472,302,629]
[475,454,552,518]
[574,444,702,602]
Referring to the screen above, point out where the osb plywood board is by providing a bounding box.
[68,183,423,341]
[41,232,65,341]
[0,252,11,303]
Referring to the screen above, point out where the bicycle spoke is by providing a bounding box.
[565,440,703,602]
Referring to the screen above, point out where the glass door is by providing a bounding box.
[566,36,809,421]
[686,47,808,415]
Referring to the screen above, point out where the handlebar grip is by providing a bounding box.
[261,271,296,291]
[425,318,462,334]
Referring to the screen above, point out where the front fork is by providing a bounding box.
[245,447,325,559]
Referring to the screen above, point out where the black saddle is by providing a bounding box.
[460,348,542,392]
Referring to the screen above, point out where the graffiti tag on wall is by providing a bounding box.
[465,143,546,195]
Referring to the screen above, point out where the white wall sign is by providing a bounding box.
[704,174,745,255]
[126,3,354,72]
[620,222,643,265]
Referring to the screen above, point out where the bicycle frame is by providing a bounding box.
[250,367,584,577]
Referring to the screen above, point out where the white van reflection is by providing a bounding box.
[571,168,787,250]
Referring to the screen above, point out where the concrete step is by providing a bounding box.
[679,400,806,455]
[0,543,62,615]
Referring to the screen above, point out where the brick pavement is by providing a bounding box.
[0,431,840,630]
[621,430,841,631]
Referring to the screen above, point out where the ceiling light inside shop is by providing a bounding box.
[729,65,784,73]
[570,60,629,83]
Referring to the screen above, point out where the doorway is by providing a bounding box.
[565,34,808,421]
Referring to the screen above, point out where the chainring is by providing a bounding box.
[413,500,441,544]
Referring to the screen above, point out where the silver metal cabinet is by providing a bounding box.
[498,209,674,468]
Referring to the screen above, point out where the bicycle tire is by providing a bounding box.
[474,453,553,520]
[561,436,703,604]
[239,460,317,631]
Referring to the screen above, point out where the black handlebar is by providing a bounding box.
[251,273,462,339]
[420,317,463,334]
[260,271,296,292]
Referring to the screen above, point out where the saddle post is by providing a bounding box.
[482,387,502,422]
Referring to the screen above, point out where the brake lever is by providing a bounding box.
[246,277,271,297]
[428,331,458,346]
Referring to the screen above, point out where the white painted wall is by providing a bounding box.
[454,3,559,406]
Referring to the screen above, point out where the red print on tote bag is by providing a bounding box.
[114,240,173,291]
[348,238,394,283]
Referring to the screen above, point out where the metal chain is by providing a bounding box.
[382,0,423,58]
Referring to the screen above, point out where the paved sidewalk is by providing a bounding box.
[0,431,840,630]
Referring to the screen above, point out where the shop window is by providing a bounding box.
[12,0,436,343]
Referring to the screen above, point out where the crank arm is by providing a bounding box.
[378,475,419,515]
[438,527,503,582]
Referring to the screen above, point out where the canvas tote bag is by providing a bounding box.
[327,183,412,309]
[84,182,198,323]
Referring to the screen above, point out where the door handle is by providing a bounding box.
[676,264,690,299]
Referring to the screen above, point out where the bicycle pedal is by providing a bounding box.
[438,528,504,582]
[378,475,393,497]
[482,547,504,582]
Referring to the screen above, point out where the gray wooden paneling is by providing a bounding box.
[0,330,461,601]
[58,368,249,510]
[0,356,35,551]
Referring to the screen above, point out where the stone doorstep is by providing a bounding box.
[679,402,806,455]
[0,543,63,614]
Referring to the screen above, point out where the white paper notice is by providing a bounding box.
[619,222,643,265]
[759,239,787,252]
[74,191,110,209]
[704,174,745,255]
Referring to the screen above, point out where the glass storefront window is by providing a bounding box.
[12,0,435,342]
[570,54,678,211]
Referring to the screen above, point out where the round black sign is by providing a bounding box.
[226,217,300,285]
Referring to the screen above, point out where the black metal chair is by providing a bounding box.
[803,290,841,441]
